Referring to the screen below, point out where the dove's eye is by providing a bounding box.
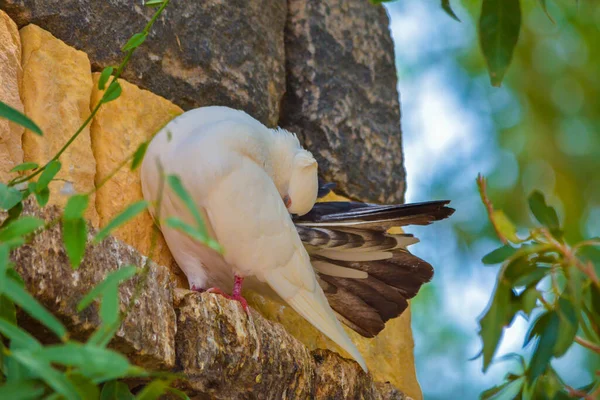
[283,195,292,208]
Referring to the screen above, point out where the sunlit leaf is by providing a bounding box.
[63,217,88,269]
[492,210,520,243]
[34,187,50,207]
[37,342,133,382]
[65,194,90,219]
[144,0,165,7]
[131,142,148,171]
[122,33,148,52]
[482,244,516,265]
[0,380,45,400]
[10,162,39,173]
[98,67,114,90]
[166,388,190,400]
[100,284,120,326]
[134,379,172,400]
[165,217,207,243]
[0,183,23,210]
[479,0,521,86]
[93,201,148,243]
[101,381,134,400]
[441,0,460,22]
[528,191,560,231]
[527,311,559,382]
[36,160,61,193]
[77,266,138,311]
[4,278,67,340]
[166,175,208,236]
[0,216,45,242]
[102,81,123,104]
[10,350,80,399]
[0,101,43,136]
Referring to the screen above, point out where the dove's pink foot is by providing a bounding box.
[190,275,249,313]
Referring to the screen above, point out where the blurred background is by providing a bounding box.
[382,0,600,398]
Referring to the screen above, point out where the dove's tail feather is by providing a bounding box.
[294,198,454,338]
[264,267,368,371]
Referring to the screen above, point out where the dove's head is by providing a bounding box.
[286,149,318,216]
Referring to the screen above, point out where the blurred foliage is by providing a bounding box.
[382,0,600,398]
[0,1,218,398]
[477,176,599,398]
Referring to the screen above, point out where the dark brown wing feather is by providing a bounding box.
[294,193,454,338]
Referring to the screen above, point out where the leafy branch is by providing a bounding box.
[476,175,600,399]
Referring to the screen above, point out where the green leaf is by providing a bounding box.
[479,0,521,87]
[524,311,549,347]
[165,217,207,243]
[144,0,165,6]
[36,160,62,193]
[528,191,560,231]
[68,372,100,400]
[0,101,43,136]
[167,175,207,235]
[166,388,190,400]
[0,216,45,242]
[98,67,114,90]
[479,281,517,371]
[4,278,68,340]
[441,0,461,22]
[93,201,148,243]
[0,317,42,350]
[87,322,121,348]
[65,194,90,219]
[10,350,81,399]
[482,244,517,265]
[10,162,39,173]
[0,183,23,210]
[122,33,148,52]
[100,284,120,326]
[553,297,578,357]
[1,201,24,229]
[102,81,123,104]
[77,266,138,312]
[37,343,133,382]
[134,379,172,400]
[492,210,520,243]
[566,267,585,313]
[0,380,45,400]
[513,267,548,287]
[34,186,50,207]
[527,311,560,382]
[518,286,539,317]
[63,217,88,269]
[101,381,134,400]
[63,195,91,268]
[538,0,555,23]
[131,142,148,171]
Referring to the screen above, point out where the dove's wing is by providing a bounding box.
[203,156,367,371]
[294,200,454,338]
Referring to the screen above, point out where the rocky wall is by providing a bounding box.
[0,2,420,398]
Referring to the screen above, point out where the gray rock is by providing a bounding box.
[281,0,405,203]
[5,198,177,370]
[173,289,315,399]
[0,0,286,127]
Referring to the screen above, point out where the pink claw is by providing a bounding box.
[192,275,249,314]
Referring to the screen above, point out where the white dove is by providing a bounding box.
[140,106,453,372]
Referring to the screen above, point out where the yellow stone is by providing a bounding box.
[0,11,24,182]
[19,24,98,225]
[247,190,423,400]
[90,74,184,285]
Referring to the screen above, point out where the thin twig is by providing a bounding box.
[575,336,600,354]
[477,174,508,244]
